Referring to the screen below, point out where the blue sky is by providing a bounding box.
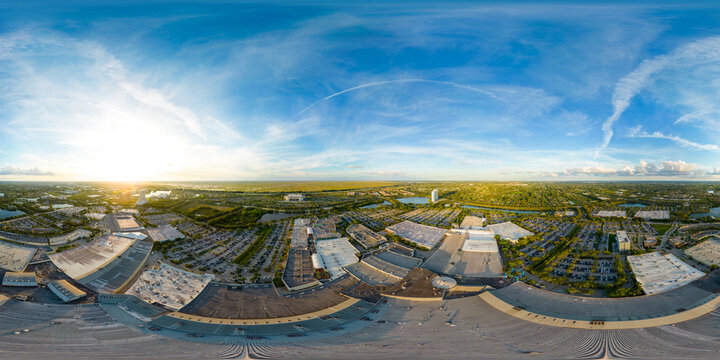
[1,1,720,181]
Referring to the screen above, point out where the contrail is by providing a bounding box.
[294,79,501,118]
[597,35,720,157]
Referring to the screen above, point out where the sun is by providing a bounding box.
[66,111,185,182]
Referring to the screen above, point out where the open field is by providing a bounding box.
[172,201,235,221]
[652,223,672,235]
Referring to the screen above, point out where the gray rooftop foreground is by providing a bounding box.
[1,294,718,359]
[180,278,356,319]
[77,240,152,293]
[490,281,718,322]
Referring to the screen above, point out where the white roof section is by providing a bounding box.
[596,210,627,218]
[634,210,670,220]
[431,276,457,289]
[460,216,485,229]
[311,253,325,269]
[284,193,305,201]
[114,232,149,240]
[617,230,630,243]
[386,221,447,249]
[126,263,214,310]
[627,252,705,295]
[291,218,310,248]
[48,235,135,279]
[115,215,143,231]
[450,228,498,253]
[84,213,106,220]
[0,240,37,272]
[314,237,359,279]
[147,224,185,242]
[685,237,720,266]
[486,221,533,242]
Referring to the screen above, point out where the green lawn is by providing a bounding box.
[208,207,269,228]
[651,224,672,235]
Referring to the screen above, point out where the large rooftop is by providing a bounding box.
[147,224,185,242]
[346,223,386,249]
[486,221,533,242]
[315,237,359,279]
[179,278,356,319]
[488,281,717,322]
[385,221,446,249]
[423,232,503,278]
[48,235,135,279]
[2,271,37,287]
[127,263,214,310]
[451,228,498,252]
[685,237,720,266]
[627,252,706,295]
[77,239,153,293]
[290,218,310,248]
[0,240,37,272]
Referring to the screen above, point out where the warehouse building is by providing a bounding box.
[2,272,37,287]
[284,193,305,202]
[48,280,86,303]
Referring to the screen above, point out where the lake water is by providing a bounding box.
[619,203,647,208]
[361,201,392,209]
[461,205,540,214]
[0,209,25,220]
[690,207,720,219]
[396,197,429,204]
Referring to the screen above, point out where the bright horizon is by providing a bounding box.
[2,1,720,182]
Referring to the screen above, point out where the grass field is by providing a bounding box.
[208,207,269,228]
[173,201,235,221]
[652,224,672,235]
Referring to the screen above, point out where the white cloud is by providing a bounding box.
[674,108,720,128]
[628,126,720,151]
[601,36,720,152]
[552,160,706,177]
[0,165,53,176]
[365,170,404,177]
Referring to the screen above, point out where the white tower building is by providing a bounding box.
[431,189,439,203]
[136,189,147,205]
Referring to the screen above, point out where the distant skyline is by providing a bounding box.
[1,1,720,181]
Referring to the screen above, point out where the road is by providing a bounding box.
[658,222,679,250]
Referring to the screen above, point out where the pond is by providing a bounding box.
[361,201,391,209]
[690,207,720,219]
[619,203,647,208]
[0,209,25,220]
[461,205,540,214]
[396,197,429,204]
